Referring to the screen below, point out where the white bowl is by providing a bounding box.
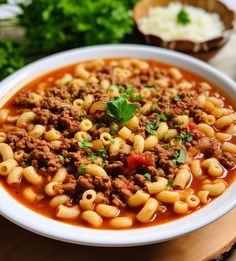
[0,44,235,247]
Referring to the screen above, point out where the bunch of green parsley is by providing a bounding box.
[0,0,140,80]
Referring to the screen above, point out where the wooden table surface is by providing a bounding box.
[0,208,235,261]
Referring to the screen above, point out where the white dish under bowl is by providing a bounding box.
[0,44,235,247]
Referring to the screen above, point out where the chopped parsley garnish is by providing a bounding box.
[159,113,168,121]
[144,173,152,182]
[95,122,103,128]
[97,149,108,158]
[59,152,69,162]
[145,119,160,135]
[121,87,142,102]
[173,151,179,158]
[175,132,193,144]
[116,85,126,92]
[163,143,170,149]
[172,149,186,166]
[89,152,97,161]
[106,96,137,125]
[89,150,107,160]
[108,137,114,142]
[78,164,87,175]
[78,138,92,150]
[174,94,180,102]
[177,7,191,25]
[167,179,173,188]
[109,123,118,135]
[58,155,65,162]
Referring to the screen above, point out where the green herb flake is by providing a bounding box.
[58,155,65,162]
[172,149,186,166]
[144,173,152,182]
[109,123,118,135]
[78,164,87,175]
[167,179,173,188]
[62,152,69,159]
[145,119,160,135]
[116,85,126,92]
[163,143,170,149]
[176,7,191,25]
[106,96,137,125]
[159,113,168,121]
[175,132,193,144]
[89,152,97,161]
[78,138,92,150]
[97,149,108,158]
[121,87,142,102]
[95,122,103,128]
[174,94,180,102]
[173,151,179,158]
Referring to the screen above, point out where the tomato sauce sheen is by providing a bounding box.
[0,59,235,229]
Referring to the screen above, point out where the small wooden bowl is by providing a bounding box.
[133,0,235,60]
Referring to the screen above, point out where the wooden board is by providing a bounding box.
[0,208,234,261]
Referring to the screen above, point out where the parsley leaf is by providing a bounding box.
[78,164,87,175]
[175,132,193,144]
[145,119,160,135]
[172,149,186,166]
[167,179,173,188]
[89,152,97,161]
[163,143,170,149]
[121,87,142,102]
[58,155,65,162]
[109,123,118,135]
[106,96,137,125]
[173,151,179,158]
[95,122,104,128]
[78,138,92,150]
[174,94,180,102]
[159,113,168,121]
[97,149,108,158]
[177,7,191,25]
[144,173,152,182]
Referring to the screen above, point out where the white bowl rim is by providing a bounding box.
[0,44,235,247]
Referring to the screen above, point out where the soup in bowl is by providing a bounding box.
[0,45,235,246]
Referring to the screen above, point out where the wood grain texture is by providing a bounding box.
[0,207,235,261]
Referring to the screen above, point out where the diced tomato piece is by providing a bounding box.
[188,122,197,131]
[127,153,154,171]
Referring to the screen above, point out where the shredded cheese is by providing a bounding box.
[138,2,224,42]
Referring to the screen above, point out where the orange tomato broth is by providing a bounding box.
[0,59,235,229]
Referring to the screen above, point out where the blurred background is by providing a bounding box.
[0,0,235,81]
